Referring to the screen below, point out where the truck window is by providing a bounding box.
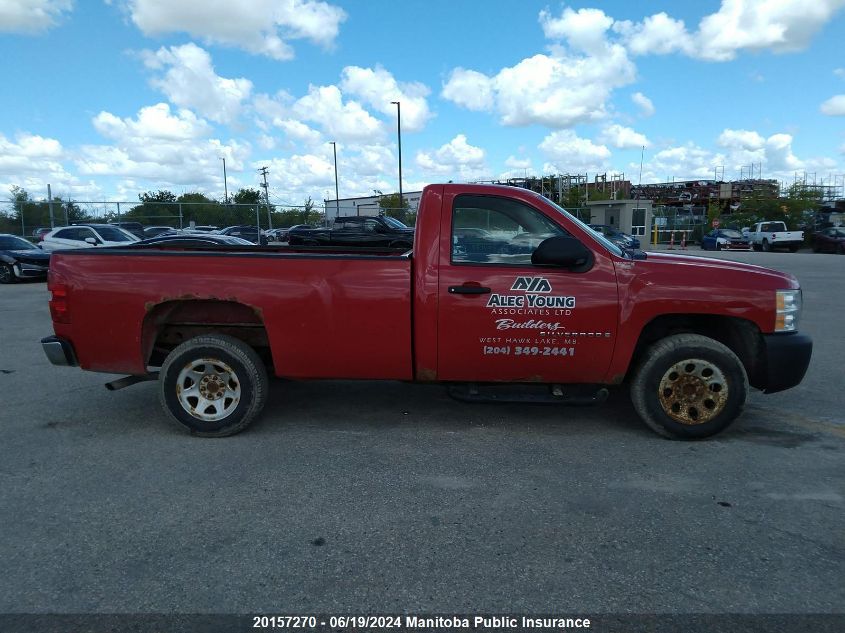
[451,195,567,265]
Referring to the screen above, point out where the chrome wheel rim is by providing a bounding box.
[658,358,728,425]
[176,358,241,421]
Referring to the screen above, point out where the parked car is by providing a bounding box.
[289,215,413,248]
[32,227,52,241]
[701,228,752,251]
[143,226,178,238]
[132,234,255,247]
[811,227,845,254]
[0,233,51,283]
[747,221,804,252]
[40,224,139,252]
[268,224,313,242]
[217,225,266,244]
[110,221,146,239]
[184,225,219,233]
[589,224,641,249]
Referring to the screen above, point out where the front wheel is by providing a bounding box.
[630,334,748,440]
[0,264,15,284]
[159,334,268,437]
[762,239,771,252]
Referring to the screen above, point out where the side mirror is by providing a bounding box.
[84,237,98,245]
[532,236,593,271]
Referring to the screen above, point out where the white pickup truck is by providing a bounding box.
[745,221,804,252]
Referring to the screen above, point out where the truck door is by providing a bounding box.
[437,193,619,383]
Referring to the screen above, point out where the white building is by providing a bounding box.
[323,191,423,218]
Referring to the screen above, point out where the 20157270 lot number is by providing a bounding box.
[483,345,575,356]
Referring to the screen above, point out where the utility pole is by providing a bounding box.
[220,157,229,204]
[47,184,55,229]
[330,142,340,219]
[391,101,403,211]
[258,166,272,232]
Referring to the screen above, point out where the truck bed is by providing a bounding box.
[48,245,414,379]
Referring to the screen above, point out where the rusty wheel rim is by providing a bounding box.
[658,358,728,425]
[176,358,241,422]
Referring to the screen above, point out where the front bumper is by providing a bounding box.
[15,263,49,279]
[759,332,812,394]
[41,335,78,367]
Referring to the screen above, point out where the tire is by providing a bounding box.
[0,264,15,284]
[159,334,268,437]
[752,244,762,252]
[630,334,748,440]
[837,244,844,255]
[788,245,799,253]
[762,239,771,252]
[715,243,722,251]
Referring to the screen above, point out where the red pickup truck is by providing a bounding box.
[41,184,812,440]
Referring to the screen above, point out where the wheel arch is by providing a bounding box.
[141,299,273,371]
[627,314,765,388]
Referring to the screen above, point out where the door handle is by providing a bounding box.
[448,285,491,295]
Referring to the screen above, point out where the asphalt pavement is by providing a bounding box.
[0,249,842,618]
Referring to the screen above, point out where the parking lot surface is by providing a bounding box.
[1,249,843,615]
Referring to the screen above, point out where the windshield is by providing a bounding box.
[0,236,37,250]
[94,226,137,242]
[543,198,625,257]
[382,216,408,229]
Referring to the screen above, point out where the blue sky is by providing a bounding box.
[1,0,844,207]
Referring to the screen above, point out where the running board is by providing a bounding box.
[448,383,609,405]
[105,372,159,391]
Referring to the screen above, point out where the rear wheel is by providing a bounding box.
[788,245,799,253]
[630,334,748,440]
[762,239,771,252]
[159,334,268,437]
[0,264,14,284]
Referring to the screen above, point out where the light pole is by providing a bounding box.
[220,157,228,204]
[330,141,340,218]
[390,101,403,212]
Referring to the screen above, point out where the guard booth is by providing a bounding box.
[585,199,653,247]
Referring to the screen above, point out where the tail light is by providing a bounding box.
[48,279,71,324]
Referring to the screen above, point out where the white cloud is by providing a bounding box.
[616,0,845,62]
[124,0,347,60]
[441,69,494,111]
[695,0,845,61]
[141,43,253,124]
[340,66,432,132]
[599,124,650,149]
[613,12,691,56]
[539,131,611,174]
[78,103,249,191]
[539,7,614,55]
[505,156,532,169]
[0,0,72,34]
[820,95,845,115]
[444,6,637,129]
[416,134,487,180]
[835,68,845,79]
[291,85,384,143]
[717,129,766,150]
[443,48,635,128]
[631,92,655,117]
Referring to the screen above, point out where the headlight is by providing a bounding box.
[775,289,802,332]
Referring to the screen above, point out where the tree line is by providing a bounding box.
[0,186,326,235]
